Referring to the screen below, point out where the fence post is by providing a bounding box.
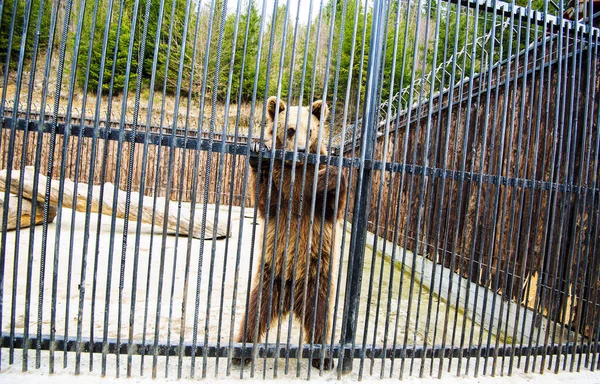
[340,0,387,374]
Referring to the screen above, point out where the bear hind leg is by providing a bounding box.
[294,277,334,371]
[233,270,284,366]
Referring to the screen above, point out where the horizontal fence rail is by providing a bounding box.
[1,0,599,381]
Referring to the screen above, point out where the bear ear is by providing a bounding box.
[311,100,329,121]
[266,96,286,122]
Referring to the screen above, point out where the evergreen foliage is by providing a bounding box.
[2,0,560,110]
[0,0,52,70]
[77,0,195,95]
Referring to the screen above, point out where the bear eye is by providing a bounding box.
[287,128,295,137]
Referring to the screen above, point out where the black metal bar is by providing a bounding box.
[4,333,599,361]
[3,0,37,368]
[5,116,600,198]
[70,0,100,373]
[1,0,599,380]
[339,0,386,375]
[361,0,398,378]
[433,1,468,377]
[270,0,306,377]
[453,2,486,376]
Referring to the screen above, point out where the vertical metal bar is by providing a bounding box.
[555,20,592,374]
[398,0,437,377]
[541,14,576,374]
[271,0,303,376]
[172,0,205,377]
[213,0,244,375]
[388,0,423,377]
[139,0,176,375]
[318,0,351,373]
[266,5,316,377]
[499,7,538,376]
[241,0,281,377]
[101,0,143,375]
[70,0,101,373]
[257,1,295,379]
[364,0,404,378]
[533,8,569,373]
[125,0,165,376]
[488,9,522,377]
[50,0,90,372]
[481,11,507,374]
[19,0,57,373]
[454,2,485,376]
[86,0,117,372]
[446,5,475,375]
[225,0,256,377]
[271,0,317,378]
[421,0,453,376]
[376,1,413,378]
[522,20,555,375]
[300,0,339,376]
[505,8,542,376]
[123,0,154,376]
[413,0,447,377]
[587,34,600,369]
[556,22,586,373]
[434,1,467,377]
[294,0,337,379]
[0,0,17,365]
[4,0,35,367]
[478,5,516,377]
[359,0,392,378]
[339,0,385,375]
[465,7,500,376]
[579,31,600,372]
[39,0,73,370]
[94,0,127,374]
[570,21,597,373]
[151,0,193,377]
[226,0,272,377]
[202,0,230,378]
[329,0,366,378]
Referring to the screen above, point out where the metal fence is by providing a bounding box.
[1,0,599,380]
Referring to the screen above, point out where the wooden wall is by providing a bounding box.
[0,130,254,208]
[347,44,600,337]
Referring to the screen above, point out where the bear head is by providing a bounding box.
[265,96,329,154]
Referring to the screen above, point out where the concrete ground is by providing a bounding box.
[0,356,599,384]
[1,205,598,382]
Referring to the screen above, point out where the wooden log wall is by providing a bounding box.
[350,44,600,337]
[0,130,254,209]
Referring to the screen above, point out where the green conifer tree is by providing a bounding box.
[0,0,52,71]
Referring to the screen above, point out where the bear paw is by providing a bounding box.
[231,356,253,367]
[311,356,335,370]
[249,140,272,153]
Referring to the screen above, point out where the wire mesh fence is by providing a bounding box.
[0,0,599,380]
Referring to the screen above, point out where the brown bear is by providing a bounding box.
[233,96,347,370]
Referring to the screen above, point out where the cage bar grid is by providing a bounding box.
[0,0,599,380]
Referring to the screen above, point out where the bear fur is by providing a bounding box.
[234,96,347,370]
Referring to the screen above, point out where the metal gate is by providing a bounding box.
[1,0,599,380]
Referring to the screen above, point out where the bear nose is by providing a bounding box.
[297,145,306,152]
